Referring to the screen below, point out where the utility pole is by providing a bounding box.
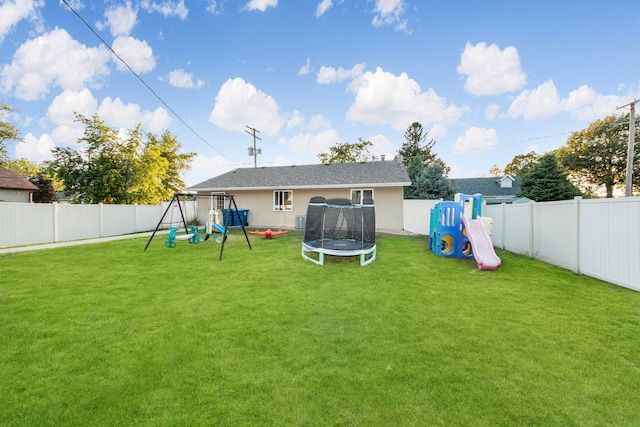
[245,125,262,168]
[617,99,638,197]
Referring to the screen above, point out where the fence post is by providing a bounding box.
[529,201,534,258]
[53,202,59,243]
[99,203,104,237]
[500,202,506,249]
[573,196,581,275]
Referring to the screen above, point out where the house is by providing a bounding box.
[0,169,38,203]
[188,159,411,231]
[449,175,522,205]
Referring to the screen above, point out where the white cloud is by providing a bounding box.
[111,36,156,73]
[0,0,43,44]
[242,0,278,12]
[97,97,171,133]
[368,134,397,157]
[457,42,527,96]
[47,89,98,125]
[281,128,341,155]
[371,0,407,31]
[168,69,205,89]
[315,0,332,17]
[346,67,466,130]
[453,127,499,153]
[299,58,312,76]
[16,132,55,163]
[508,80,560,120]
[484,103,500,120]
[0,28,110,100]
[508,80,632,121]
[140,0,188,20]
[102,2,137,37]
[209,77,284,135]
[185,153,236,186]
[207,1,222,14]
[287,110,304,129]
[317,63,365,84]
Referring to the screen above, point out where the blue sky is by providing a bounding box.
[1,0,639,186]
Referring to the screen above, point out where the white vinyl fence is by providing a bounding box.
[403,197,640,292]
[0,201,197,247]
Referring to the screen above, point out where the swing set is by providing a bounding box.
[143,192,252,260]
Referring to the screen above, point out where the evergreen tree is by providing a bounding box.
[518,153,582,201]
[404,156,454,200]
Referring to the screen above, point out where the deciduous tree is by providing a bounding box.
[557,113,639,197]
[45,114,195,204]
[0,104,21,165]
[317,138,376,163]
[504,151,539,177]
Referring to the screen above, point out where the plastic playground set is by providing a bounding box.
[428,193,501,271]
[144,192,500,270]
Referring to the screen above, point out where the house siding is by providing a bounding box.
[194,186,405,231]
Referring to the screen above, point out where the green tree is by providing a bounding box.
[3,158,40,177]
[557,113,639,197]
[504,151,539,176]
[317,138,376,163]
[29,175,58,203]
[1,104,21,165]
[45,114,195,204]
[488,164,502,177]
[398,122,437,169]
[517,153,582,201]
[404,155,455,200]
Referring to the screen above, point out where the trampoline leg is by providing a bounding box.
[301,247,324,265]
[360,247,377,266]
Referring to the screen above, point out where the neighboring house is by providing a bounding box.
[188,159,411,231]
[449,175,522,205]
[0,169,38,203]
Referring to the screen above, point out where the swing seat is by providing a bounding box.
[165,226,202,248]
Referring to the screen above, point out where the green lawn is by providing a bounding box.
[1,231,639,426]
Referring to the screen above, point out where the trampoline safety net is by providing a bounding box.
[301,196,376,266]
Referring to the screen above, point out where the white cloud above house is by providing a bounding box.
[371,0,407,31]
[209,77,284,135]
[16,132,55,163]
[0,28,110,100]
[167,69,205,89]
[317,63,365,84]
[242,0,278,12]
[100,2,137,37]
[346,67,466,130]
[315,0,332,17]
[111,36,156,74]
[140,0,188,19]
[457,42,527,96]
[0,0,42,44]
[453,127,499,153]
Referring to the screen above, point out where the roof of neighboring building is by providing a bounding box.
[189,160,411,191]
[450,175,521,198]
[0,169,38,191]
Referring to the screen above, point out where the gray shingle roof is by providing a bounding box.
[0,169,38,191]
[189,160,411,191]
[449,176,521,197]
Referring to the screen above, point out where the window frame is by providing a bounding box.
[273,190,293,211]
[351,188,374,205]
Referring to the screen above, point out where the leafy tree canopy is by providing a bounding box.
[0,104,21,165]
[556,113,639,197]
[517,153,582,202]
[504,151,539,177]
[404,155,455,200]
[44,114,196,204]
[317,138,376,163]
[398,122,438,170]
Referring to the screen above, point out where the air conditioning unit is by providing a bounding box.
[295,215,306,230]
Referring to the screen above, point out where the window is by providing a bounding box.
[351,189,373,205]
[212,194,226,210]
[274,190,293,211]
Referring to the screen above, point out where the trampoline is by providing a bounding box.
[301,196,376,266]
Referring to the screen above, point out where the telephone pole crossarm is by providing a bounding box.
[245,125,262,168]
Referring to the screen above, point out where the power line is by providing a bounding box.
[60,0,227,158]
